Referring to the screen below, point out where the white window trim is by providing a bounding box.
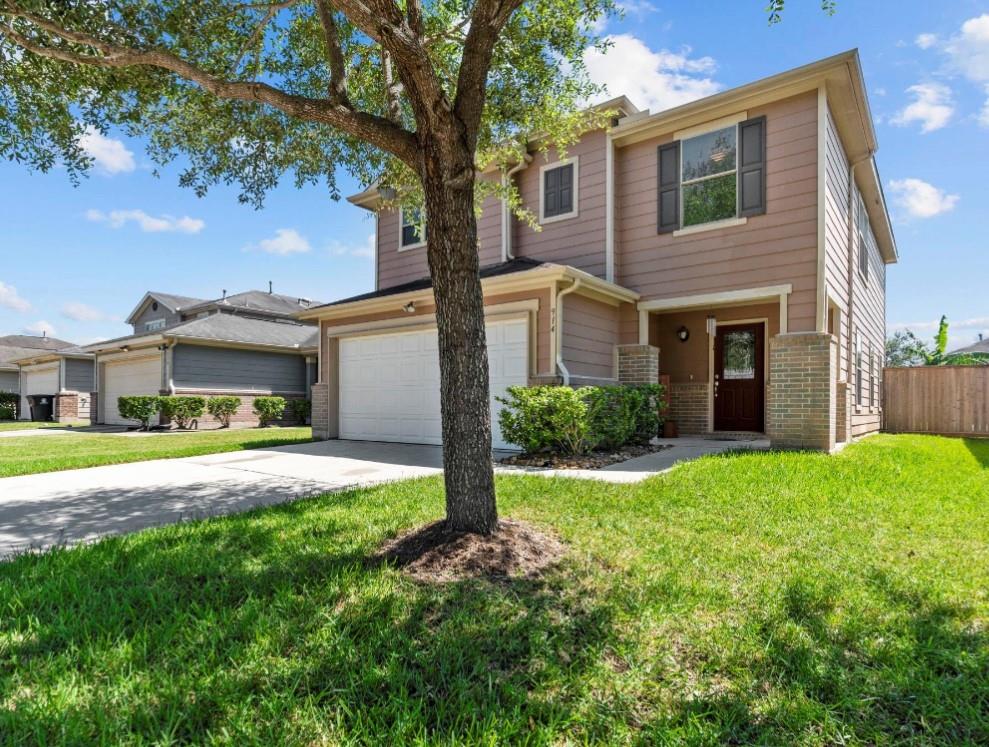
[679,122,740,231]
[539,156,579,225]
[398,206,427,252]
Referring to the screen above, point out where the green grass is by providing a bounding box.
[0,427,313,477]
[1,434,986,744]
[0,420,87,432]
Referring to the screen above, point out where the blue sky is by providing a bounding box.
[1,1,987,350]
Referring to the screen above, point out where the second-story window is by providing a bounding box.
[399,206,426,250]
[540,158,578,223]
[144,319,166,332]
[658,116,766,234]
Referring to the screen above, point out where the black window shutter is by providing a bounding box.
[657,141,680,233]
[558,163,573,214]
[738,116,767,217]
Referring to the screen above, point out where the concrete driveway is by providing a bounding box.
[0,440,446,558]
[0,436,767,558]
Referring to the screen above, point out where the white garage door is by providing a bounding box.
[20,365,59,420]
[104,356,161,425]
[339,318,528,450]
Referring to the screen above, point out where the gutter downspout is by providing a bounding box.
[555,278,582,386]
[501,155,531,261]
[845,151,873,388]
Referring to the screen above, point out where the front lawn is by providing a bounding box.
[1,435,986,743]
[0,420,86,432]
[0,427,313,477]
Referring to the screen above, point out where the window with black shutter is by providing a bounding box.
[658,116,766,234]
[857,199,870,282]
[541,161,576,221]
[400,206,425,249]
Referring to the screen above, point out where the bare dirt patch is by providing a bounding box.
[376,519,566,583]
[499,442,672,470]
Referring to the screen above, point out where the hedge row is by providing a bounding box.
[116,395,298,429]
[497,384,666,455]
[0,391,17,420]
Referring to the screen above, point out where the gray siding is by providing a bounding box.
[0,370,18,393]
[172,343,307,393]
[132,302,181,334]
[65,358,95,392]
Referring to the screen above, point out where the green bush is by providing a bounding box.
[290,398,311,424]
[0,403,15,420]
[252,396,286,427]
[158,396,206,429]
[206,396,241,428]
[498,384,667,455]
[498,386,591,455]
[117,396,161,429]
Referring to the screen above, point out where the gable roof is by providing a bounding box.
[10,345,94,367]
[0,334,78,371]
[184,290,324,318]
[83,313,317,354]
[949,338,989,356]
[125,291,207,325]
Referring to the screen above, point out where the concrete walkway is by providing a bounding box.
[0,436,768,557]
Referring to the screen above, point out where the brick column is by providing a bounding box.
[616,344,659,385]
[767,332,837,451]
[311,382,331,440]
[835,381,850,444]
[53,392,79,422]
[669,382,710,434]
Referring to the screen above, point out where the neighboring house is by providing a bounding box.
[0,334,89,420]
[13,346,95,422]
[949,335,989,356]
[82,289,321,427]
[300,50,897,452]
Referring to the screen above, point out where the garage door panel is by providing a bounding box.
[104,356,161,425]
[339,319,526,449]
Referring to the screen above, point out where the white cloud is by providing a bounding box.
[0,281,31,312]
[888,178,959,219]
[77,126,136,174]
[890,83,954,133]
[944,14,989,83]
[23,320,56,337]
[327,234,375,259]
[584,34,721,112]
[61,301,114,322]
[915,33,938,50]
[86,208,205,234]
[891,317,989,352]
[247,228,312,256]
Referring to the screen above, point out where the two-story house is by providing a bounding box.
[83,288,321,426]
[299,50,897,452]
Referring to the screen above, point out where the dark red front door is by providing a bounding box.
[714,323,765,432]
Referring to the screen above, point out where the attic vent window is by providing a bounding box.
[152,302,159,311]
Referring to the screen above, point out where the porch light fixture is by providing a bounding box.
[676,326,690,343]
[402,301,416,314]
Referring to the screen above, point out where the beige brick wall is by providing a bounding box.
[54,393,78,422]
[311,382,331,440]
[835,381,850,443]
[767,332,837,451]
[617,345,659,385]
[172,390,306,430]
[669,382,709,434]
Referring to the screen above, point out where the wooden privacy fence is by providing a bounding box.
[883,366,989,436]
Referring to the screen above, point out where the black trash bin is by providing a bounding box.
[27,394,54,422]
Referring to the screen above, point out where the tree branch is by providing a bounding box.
[0,8,419,165]
[230,0,298,76]
[382,49,403,124]
[314,0,349,104]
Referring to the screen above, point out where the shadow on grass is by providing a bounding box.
[0,493,623,743]
[636,570,989,744]
[963,436,989,469]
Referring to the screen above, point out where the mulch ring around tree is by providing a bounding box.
[498,442,673,471]
[375,519,566,583]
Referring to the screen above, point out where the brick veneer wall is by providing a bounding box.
[767,332,837,451]
[616,345,659,385]
[311,382,330,440]
[835,381,850,444]
[54,393,78,422]
[669,382,709,434]
[172,390,307,430]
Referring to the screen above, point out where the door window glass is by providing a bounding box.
[723,330,756,379]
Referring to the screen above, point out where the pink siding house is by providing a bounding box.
[300,50,897,452]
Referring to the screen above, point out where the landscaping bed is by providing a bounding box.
[499,441,672,470]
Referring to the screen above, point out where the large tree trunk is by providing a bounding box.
[420,141,498,535]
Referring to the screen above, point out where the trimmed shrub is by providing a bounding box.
[158,396,206,429]
[0,392,17,420]
[206,396,241,428]
[498,384,667,455]
[117,395,160,429]
[498,386,591,455]
[252,396,286,427]
[0,403,15,420]
[290,398,312,424]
